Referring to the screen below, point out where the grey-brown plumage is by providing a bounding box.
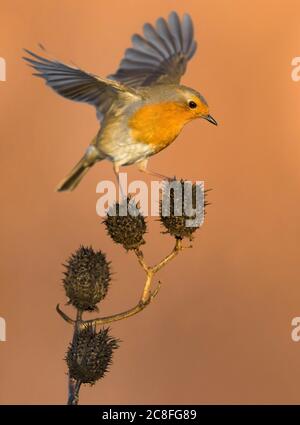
[23,12,216,191]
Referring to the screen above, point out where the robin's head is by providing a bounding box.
[174,86,217,126]
[129,85,217,146]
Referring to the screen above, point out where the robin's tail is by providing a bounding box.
[56,145,102,192]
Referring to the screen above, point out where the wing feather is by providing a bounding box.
[23,49,137,121]
[109,11,197,87]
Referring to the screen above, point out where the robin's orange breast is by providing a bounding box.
[128,102,192,152]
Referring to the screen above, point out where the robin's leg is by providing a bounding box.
[137,159,174,181]
[113,163,126,200]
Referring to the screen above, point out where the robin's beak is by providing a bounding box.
[203,114,218,126]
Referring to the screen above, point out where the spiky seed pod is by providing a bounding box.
[160,179,207,240]
[63,246,111,311]
[66,326,119,385]
[103,197,147,250]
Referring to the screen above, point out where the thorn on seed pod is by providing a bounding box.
[103,197,147,250]
[159,179,208,240]
[66,325,119,385]
[63,246,111,311]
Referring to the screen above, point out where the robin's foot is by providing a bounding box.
[146,170,173,181]
[137,160,173,181]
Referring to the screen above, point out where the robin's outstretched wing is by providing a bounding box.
[23,49,138,121]
[108,11,197,87]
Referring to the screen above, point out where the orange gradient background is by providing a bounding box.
[1,0,300,404]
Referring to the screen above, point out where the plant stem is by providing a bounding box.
[67,310,83,405]
[68,378,82,405]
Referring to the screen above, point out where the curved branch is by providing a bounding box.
[56,304,75,325]
[82,281,161,327]
[57,238,183,328]
[151,238,182,273]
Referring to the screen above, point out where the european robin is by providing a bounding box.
[24,11,217,191]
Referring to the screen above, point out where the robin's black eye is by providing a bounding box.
[188,100,197,109]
